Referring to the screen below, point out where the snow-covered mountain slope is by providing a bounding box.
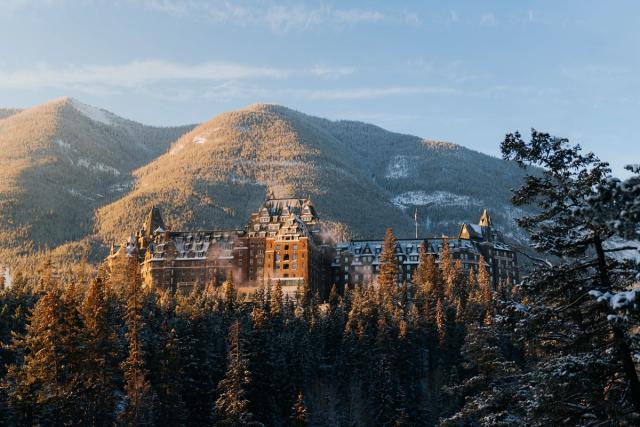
[0,97,194,257]
[96,104,531,245]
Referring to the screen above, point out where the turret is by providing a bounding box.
[143,205,165,238]
[479,209,492,228]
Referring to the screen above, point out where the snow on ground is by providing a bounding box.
[77,158,121,175]
[169,144,185,155]
[1,266,12,288]
[70,98,114,125]
[385,155,409,179]
[108,181,133,193]
[67,188,96,201]
[193,135,207,144]
[391,191,472,209]
[55,139,72,150]
[604,238,640,262]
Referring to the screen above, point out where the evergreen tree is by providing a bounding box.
[6,286,84,425]
[119,270,157,425]
[290,391,308,427]
[378,228,399,293]
[157,324,187,426]
[500,129,640,421]
[438,238,452,288]
[79,278,120,426]
[215,320,262,426]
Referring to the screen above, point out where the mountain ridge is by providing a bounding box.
[0,98,530,268]
[0,97,195,259]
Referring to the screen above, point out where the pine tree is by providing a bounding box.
[79,278,119,426]
[500,129,640,420]
[215,320,262,426]
[290,391,308,427]
[223,271,237,314]
[378,228,399,293]
[157,325,187,426]
[6,286,84,424]
[119,269,157,425]
[270,279,283,319]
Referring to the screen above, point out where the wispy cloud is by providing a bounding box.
[0,60,288,90]
[308,65,355,80]
[130,0,385,32]
[0,60,355,91]
[297,86,458,101]
[480,12,497,26]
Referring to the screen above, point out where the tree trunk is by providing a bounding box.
[593,234,640,412]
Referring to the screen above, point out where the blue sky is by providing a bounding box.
[1,0,638,176]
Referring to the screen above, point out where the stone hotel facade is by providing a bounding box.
[108,197,518,294]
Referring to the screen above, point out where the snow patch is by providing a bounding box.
[169,144,185,155]
[76,158,120,176]
[385,155,410,179]
[67,188,95,201]
[55,139,72,150]
[70,98,114,125]
[193,135,207,144]
[603,238,640,262]
[391,191,473,209]
[108,181,133,193]
[1,266,12,288]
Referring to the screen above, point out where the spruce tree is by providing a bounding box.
[378,228,399,293]
[290,391,308,427]
[215,320,262,426]
[119,269,157,425]
[79,278,120,426]
[6,287,84,424]
[500,129,640,420]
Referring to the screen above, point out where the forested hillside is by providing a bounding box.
[96,104,530,247]
[0,97,194,262]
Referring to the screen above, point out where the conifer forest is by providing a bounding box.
[1,132,639,426]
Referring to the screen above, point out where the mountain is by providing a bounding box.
[0,108,22,120]
[96,104,530,247]
[0,97,194,258]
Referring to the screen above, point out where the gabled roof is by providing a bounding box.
[479,208,492,227]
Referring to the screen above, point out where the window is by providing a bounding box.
[293,244,298,250]
[284,244,289,250]
[292,254,297,260]
[292,263,297,270]
[276,245,280,251]
[284,263,290,270]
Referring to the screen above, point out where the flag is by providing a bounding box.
[414,207,418,223]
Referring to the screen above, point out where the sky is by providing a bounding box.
[1,0,638,176]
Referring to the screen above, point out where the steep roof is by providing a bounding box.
[479,209,492,227]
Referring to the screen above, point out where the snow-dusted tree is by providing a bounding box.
[290,391,308,427]
[5,286,84,424]
[79,278,120,425]
[119,270,157,425]
[215,320,263,426]
[500,129,640,420]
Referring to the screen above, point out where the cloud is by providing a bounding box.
[298,86,458,101]
[480,12,497,26]
[0,60,287,90]
[0,60,356,91]
[308,65,355,79]
[527,10,535,23]
[131,1,385,32]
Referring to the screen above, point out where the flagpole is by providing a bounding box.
[414,207,418,239]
